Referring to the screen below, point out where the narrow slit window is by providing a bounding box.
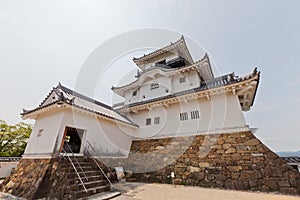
[191,110,200,119]
[179,76,186,83]
[154,117,160,124]
[146,118,151,126]
[179,112,188,121]
[132,90,137,96]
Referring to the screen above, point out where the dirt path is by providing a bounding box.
[112,182,300,200]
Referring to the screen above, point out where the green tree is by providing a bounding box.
[0,119,32,157]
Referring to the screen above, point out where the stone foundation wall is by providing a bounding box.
[0,158,71,199]
[0,157,115,199]
[0,159,51,199]
[104,131,300,195]
[33,157,72,200]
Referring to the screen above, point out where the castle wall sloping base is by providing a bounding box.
[0,157,113,200]
[104,131,300,195]
[0,159,51,199]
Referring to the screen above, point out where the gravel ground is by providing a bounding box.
[0,182,299,200]
[111,182,300,200]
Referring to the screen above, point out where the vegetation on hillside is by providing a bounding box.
[0,119,32,157]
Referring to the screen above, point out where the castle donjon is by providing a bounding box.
[1,37,299,199]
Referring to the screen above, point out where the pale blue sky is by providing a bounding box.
[0,0,299,151]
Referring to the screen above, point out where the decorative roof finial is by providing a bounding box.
[58,82,62,88]
[22,108,28,113]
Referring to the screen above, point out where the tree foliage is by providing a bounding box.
[0,119,32,157]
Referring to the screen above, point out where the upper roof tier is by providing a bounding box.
[132,36,195,71]
[112,52,214,97]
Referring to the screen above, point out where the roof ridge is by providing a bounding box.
[56,83,137,125]
[38,86,56,107]
[57,83,112,110]
[132,36,185,62]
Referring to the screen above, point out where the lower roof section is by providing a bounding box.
[21,83,138,128]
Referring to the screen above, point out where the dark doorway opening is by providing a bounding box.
[63,127,84,153]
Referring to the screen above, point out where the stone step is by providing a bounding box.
[68,175,105,184]
[58,157,89,162]
[70,157,91,162]
[60,160,95,166]
[70,180,108,191]
[78,191,121,200]
[73,185,110,199]
[67,170,102,179]
[61,165,97,173]
[59,156,113,199]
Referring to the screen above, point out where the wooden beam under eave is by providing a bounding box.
[236,85,253,95]
[239,98,250,104]
[131,109,138,113]
[206,94,210,100]
[232,87,236,95]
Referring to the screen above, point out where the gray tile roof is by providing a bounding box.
[22,83,138,127]
[282,157,300,163]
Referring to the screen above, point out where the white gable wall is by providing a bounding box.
[40,91,57,106]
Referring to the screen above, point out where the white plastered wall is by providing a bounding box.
[127,70,200,104]
[23,111,65,158]
[23,109,134,159]
[125,92,246,139]
[171,70,200,93]
[59,110,133,157]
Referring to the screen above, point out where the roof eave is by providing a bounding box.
[21,100,63,120]
[132,36,193,68]
[250,70,261,107]
[21,100,138,128]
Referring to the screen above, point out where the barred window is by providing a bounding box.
[191,110,200,119]
[179,76,186,83]
[179,112,188,121]
[154,117,160,124]
[146,118,151,126]
[150,83,159,90]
